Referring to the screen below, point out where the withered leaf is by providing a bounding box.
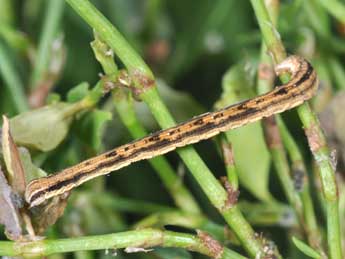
[2,115,26,196]
[31,193,70,235]
[0,165,22,240]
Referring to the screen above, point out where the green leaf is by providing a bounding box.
[0,166,22,240]
[292,236,321,259]
[10,102,80,151]
[18,147,47,183]
[215,63,272,202]
[67,82,90,103]
[77,109,112,152]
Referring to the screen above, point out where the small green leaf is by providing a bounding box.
[18,147,47,183]
[215,63,272,202]
[292,236,321,259]
[10,102,80,151]
[77,109,112,152]
[67,82,90,103]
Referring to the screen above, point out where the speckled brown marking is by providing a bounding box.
[26,56,319,207]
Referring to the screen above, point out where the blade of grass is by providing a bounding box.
[0,40,28,113]
[29,0,65,90]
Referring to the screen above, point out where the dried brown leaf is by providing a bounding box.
[31,192,70,235]
[2,115,26,195]
[0,166,23,240]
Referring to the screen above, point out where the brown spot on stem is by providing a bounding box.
[129,69,156,98]
[304,123,325,154]
[221,141,235,166]
[262,117,282,149]
[197,230,224,259]
[220,177,239,210]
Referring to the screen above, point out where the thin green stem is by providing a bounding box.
[256,0,304,227]
[113,90,201,214]
[251,0,342,258]
[66,0,263,256]
[257,0,322,251]
[276,117,322,250]
[134,211,218,233]
[75,191,174,215]
[0,40,28,113]
[0,229,247,259]
[220,135,239,190]
[91,34,201,214]
[65,0,152,79]
[30,0,64,89]
[265,123,304,223]
[141,89,262,256]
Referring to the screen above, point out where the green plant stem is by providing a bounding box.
[238,201,296,227]
[65,0,152,80]
[113,90,201,214]
[316,0,345,24]
[264,122,304,223]
[277,117,322,250]
[0,40,28,113]
[66,0,263,256]
[257,0,321,251]
[141,90,262,256]
[134,211,228,241]
[90,34,201,214]
[298,104,341,259]
[256,0,304,228]
[251,1,342,258]
[0,229,247,259]
[220,135,239,190]
[75,191,174,214]
[30,0,64,89]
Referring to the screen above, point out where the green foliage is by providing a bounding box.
[215,64,272,202]
[9,103,78,151]
[292,236,321,259]
[0,0,344,258]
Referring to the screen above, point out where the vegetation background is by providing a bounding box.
[0,0,345,258]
